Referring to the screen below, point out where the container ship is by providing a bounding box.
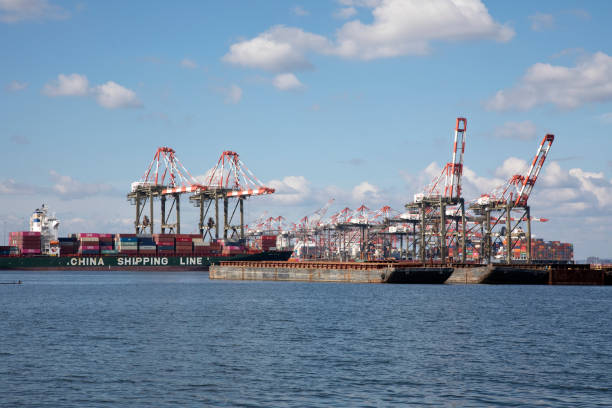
[0,205,292,271]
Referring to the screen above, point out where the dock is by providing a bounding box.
[210,261,452,284]
[211,261,612,285]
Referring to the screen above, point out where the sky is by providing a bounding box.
[1,0,611,259]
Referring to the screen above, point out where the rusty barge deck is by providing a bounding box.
[210,261,612,285]
[210,261,453,283]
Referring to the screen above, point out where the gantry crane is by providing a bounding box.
[128,147,205,234]
[406,117,468,263]
[188,150,274,242]
[471,134,554,263]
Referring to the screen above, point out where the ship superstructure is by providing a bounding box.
[29,205,59,255]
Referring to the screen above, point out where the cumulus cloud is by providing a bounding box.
[0,0,68,23]
[5,80,28,92]
[494,157,529,179]
[273,73,304,91]
[461,166,504,198]
[492,120,538,140]
[42,73,89,96]
[42,73,141,109]
[333,0,513,59]
[567,168,612,207]
[529,12,554,31]
[352,181,381,202]
[267,176,312,205]
[49,170,114,199]
[223,26,331,72]
[486,52,612,110]
[224,0,512,71]
[539,162,575,188]
[180,58,197,69]
[93,81,142,109]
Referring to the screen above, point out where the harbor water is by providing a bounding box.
[1,271,611,407]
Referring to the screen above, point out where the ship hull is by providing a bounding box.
[0,251,293,271]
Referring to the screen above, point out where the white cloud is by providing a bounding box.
[291,5,309,16]
[223,25,331,72]
[492,120,537,140]
[93,81,142,109]
[273,73,304,91]
[180,58,197,69]
[42,73,141,109]
[568,168,612,207]
[268,176,312,205]
[0,0,68,23]
[224,84,243,104]
[49,170,114,199]
[334,7,357,19]
[539,161,575,188]
[486,52,612,110]
[224,0,512,71]
[5,80,28,92]
[333,0,513,60]
[352,181,380,202]
[42,73,89,96]
[494,157,529,179]
[461,166,504,198]
[529,12,554,31]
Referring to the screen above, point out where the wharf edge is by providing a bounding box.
[211,261,612,285]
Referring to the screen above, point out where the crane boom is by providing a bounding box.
[514,134,554,206]
[446,117,467,199]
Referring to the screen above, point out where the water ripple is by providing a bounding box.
[0,271,611,407]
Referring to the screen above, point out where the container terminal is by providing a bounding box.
[1,117,610,282]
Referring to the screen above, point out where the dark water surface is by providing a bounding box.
[1,271,611,407]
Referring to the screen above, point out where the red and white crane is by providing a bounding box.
[205,150,275,197]
[514,134,554,206]
[477,134,554,207]
[136,146,206,194]
[422,117,467,200]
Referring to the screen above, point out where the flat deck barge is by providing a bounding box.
[210,261,453,283]
[211,261,612,285]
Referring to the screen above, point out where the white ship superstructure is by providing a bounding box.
[30,204,60,255]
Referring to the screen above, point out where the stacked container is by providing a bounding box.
[137,235,157,255]
[9,231,41,255]
[78,233,100,255]
[99,233,117,255]
[175,234,193,256]
[115,234,138,255]
[0,246,11,256]
[524,238,574,261]
[153,234,175,256]
[222,240,245,256]
[58,237,77,255]
[192,238,222,256]
[260,235,277,251]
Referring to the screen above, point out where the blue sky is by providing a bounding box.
[1,0,611,259]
